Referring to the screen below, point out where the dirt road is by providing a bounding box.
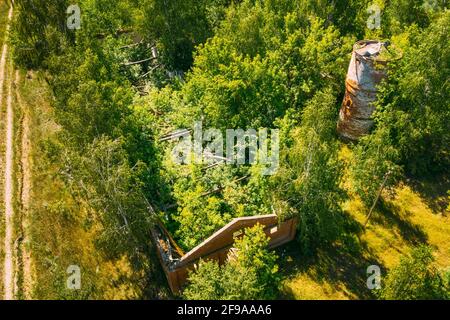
[1,4,14,300]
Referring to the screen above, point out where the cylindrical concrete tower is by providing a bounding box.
[337,40,393,141]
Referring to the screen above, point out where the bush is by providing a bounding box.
[183,224,280,300]
[380,245,449,300]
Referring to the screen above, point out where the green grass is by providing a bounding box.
[17,70,95,299]
[0,1,9,48]
[280,145,450,300]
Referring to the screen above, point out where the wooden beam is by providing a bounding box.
[121,56,157,66]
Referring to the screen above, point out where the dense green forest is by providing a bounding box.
[2,0,449,299]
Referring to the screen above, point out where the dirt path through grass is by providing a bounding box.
[1,4,14,300]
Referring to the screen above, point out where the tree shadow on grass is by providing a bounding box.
[278,243,383,300]
[408,173,450,216]
[278,216,384,300]
[371,199,428,246]
[143,241,175,300]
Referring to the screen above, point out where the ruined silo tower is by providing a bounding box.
[337,40,394,141]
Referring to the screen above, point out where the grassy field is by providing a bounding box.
[15,70,108,299]
[280,145,450,300]
[0,1,9,48]
[16,70,98,299]
[15,70,168,299]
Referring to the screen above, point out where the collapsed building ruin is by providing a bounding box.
[151,214,297,294]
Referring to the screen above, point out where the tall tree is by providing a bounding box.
[272,89,345,252]
[370,10,449,176]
